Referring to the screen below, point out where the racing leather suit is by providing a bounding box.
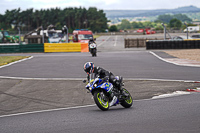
[87,67,121,90]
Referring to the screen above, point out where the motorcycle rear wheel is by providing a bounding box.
[120,88,133,108]
[94,91,109,111]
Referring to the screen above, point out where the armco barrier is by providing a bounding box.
[0,44,44,53]
[44,43,88,53]
[0,43,89,53]
[146,39,200,50]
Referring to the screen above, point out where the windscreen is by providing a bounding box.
[78,34,93,40]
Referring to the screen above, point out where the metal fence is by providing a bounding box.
[124,38,164,48]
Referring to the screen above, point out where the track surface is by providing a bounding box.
[0,34,200,132]
[1,93,200,133]
[0,51,200,81]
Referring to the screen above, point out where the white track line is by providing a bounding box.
[114,36,117,46]
[0,76,84,80]
[97,36,110,47]
[0,56,33,69]
[124,78,200,83]
[0,104,96,118]
[0,90,195,118]
[0,76,199,83]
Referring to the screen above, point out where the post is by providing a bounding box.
[184,23,188,39]
[161,23,166,40]
[17,27,21,44]
[42,26,44,44]
[66,26,68,43]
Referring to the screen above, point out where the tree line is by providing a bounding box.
[109,14,193,31]
[0,7,108,33]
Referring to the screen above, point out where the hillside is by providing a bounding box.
[104,6,200,18]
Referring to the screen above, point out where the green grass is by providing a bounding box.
[0,56,30,66]
[94,35,101,39]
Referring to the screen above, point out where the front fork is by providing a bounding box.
[99,92,108,102]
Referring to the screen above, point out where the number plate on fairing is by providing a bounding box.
[101,82,113,92]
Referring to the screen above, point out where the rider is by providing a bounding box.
[88,37,96,52]
[83,62,122,92]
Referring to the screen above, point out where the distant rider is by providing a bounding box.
[88,37,96,52]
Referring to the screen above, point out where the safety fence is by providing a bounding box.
[146,39,200,50]
[124,38,164,48]
[0,43,89,53]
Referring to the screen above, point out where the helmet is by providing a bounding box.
[89,37,93,41]
[83,62,95,74]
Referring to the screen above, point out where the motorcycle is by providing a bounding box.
[89,43,97,57]
[83,74,133,111]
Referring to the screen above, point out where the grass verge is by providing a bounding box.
[94,35,101,38]
[0,56,30,66]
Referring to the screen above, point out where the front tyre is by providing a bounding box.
[94,91,109,111]
[94,49,97,57]
[120,88,133,108]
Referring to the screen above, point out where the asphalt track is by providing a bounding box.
[0,51,200,81]
[0,94,200,133]
[0,34,200,132]
[0,34,200,81]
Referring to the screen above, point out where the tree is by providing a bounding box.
[156,14,192,24]
[137,22,145,28]
[131,22,138,29]
[131,21,145,29]
[118,19,131,30]
[174,14,192,23]
[169,18,182,29]
[0,7,108,32]
[109,25,118,32]
[156,14,173,23]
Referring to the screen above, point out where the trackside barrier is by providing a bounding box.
[0,43,89,53]
[80,43,89,52]
[124,38,165,48]
[0,44,44,53]
[146,39,200,50]
[44,43,88,52]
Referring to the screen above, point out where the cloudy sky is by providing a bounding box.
[1,0,200,14]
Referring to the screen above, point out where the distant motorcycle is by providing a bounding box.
[83,74,133,111]
[89,43,97,57]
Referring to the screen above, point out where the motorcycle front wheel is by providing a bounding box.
[120,88,133,108]
[94,91,109,111]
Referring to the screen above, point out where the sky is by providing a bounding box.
[1,0,200,14]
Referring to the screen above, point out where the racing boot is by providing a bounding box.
[116,81,129,98]
[109,96,118,106]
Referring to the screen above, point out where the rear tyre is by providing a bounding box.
[94,91,109,111]
[120,88,133,108]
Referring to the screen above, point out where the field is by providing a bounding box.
[0,56,29,66]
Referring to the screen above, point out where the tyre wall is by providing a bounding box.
[146,39,200,50]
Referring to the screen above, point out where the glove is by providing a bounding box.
[115,80,120,86]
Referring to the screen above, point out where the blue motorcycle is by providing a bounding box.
[83,75,133,111]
